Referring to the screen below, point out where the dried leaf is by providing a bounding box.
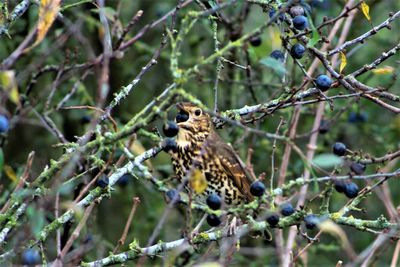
[189,169,207,194]
[372,66,394,75]
[361,1,371,22]
[339,52,347,74]
[34,0,61,47]
[0,70,20,105]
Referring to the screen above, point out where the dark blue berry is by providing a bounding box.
[163,121,179,137]
[83,234,93,244]
[349,112,368,123]
[334,180,346,193]
[206,193,222,210]
[315,74,332,91]
[269,8,276,18]
[290,43,306,59]
[0,115,9,133]
[165,189,181,203]
[290,5,305,17]
[298,0,313,14]
[350,162,366,175]
[250,180,266,197]
[250,36,262,47]
[176,111,189,123]
[280,203,295,216]
[117,173,132,187]
[357,112,368,123]
[269,8,285,21]
[292,15,308,30]
[206,214,221,227]
[80,115,91,125]
[270,50,285,62]
[22,249,41,265]
[304,214,319,230]
[266,213,280,227]
[163,138,177,152]
[348,112,358,123]
[96,175,109,188]
[332,142,346,156]
[319,119,329,134]
[344,182,359,198]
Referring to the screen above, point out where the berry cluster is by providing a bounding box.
[265,4,335,91]
[162,121,180,152]
[331,141,364,198]
[334,180,359,198]
[205,193,223,226]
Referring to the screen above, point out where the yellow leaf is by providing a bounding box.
[189,169,207,194]
[339,52,347,74]
[4,165,17,182]
[361,1,371,22]
[269,28,282,49]
[33,0,61,47]
[372,66,394,75]
[0,70,20,106]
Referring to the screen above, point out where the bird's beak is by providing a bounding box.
[175,103,190,124]
[176,102,185,111]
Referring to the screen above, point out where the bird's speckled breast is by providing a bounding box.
[171,135,245,205]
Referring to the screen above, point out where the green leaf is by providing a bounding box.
[26,206,45,238]
[259,57,287,77]
[308,29,320,47]
[0,70,20,105]
[307,14,320,47]
[312,154,343,169]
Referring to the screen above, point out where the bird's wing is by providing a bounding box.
[213,139,255,202]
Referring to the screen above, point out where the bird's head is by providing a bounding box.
[175,102,212,147]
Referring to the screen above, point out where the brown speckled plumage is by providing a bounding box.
[169,102,254,205]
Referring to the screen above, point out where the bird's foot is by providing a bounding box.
[188,214,207,244]
[227,216,239,236]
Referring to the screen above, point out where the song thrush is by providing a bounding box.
[169,102,254,205]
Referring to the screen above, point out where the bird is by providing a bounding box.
[168,102,254,205]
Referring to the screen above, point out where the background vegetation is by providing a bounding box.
[0,0,399,266]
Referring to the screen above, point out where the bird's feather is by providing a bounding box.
[208,133,254,202]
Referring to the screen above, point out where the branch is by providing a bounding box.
[80,210,395,267]
[0,0,30,36]
[328,11,400,56]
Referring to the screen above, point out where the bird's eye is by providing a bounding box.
[194,109,201,116]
